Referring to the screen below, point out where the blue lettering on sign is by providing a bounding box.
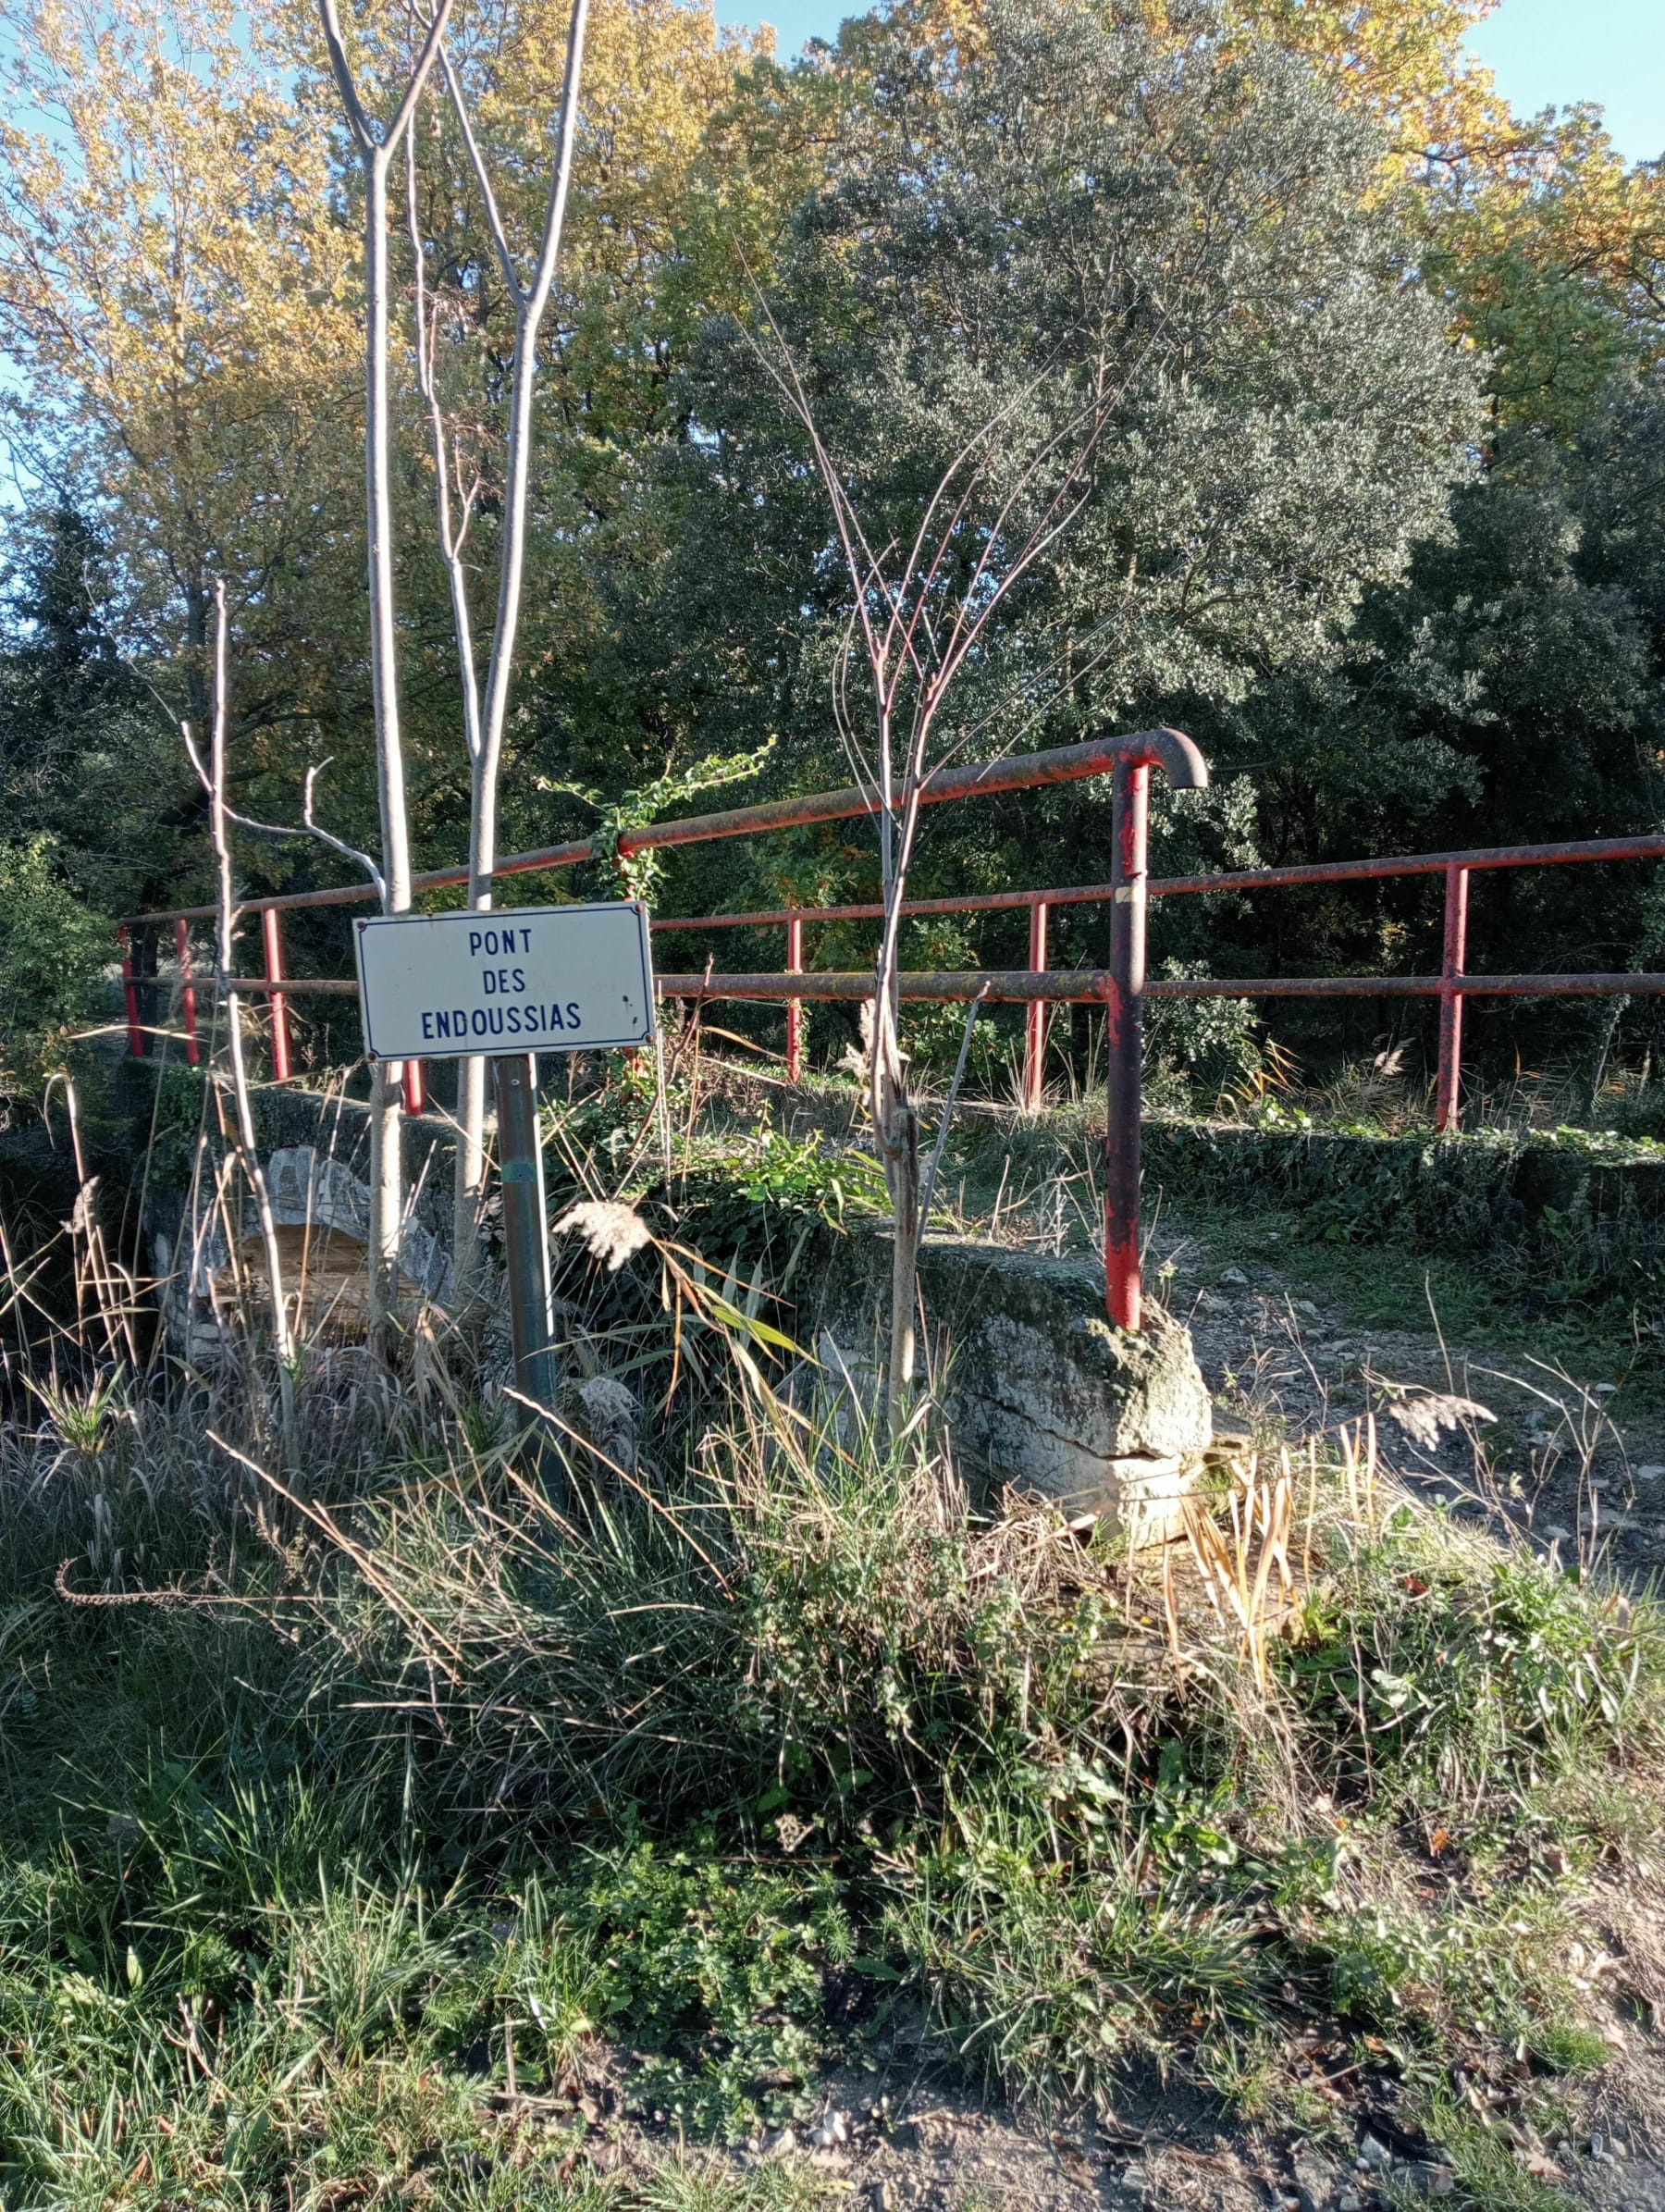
[412,999,587,1039]
[466,925,533,959]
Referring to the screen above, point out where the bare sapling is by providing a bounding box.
[316,0,457,1335]
[753,328,1132,1434]
[401,0,588,1312]
[180,581,300,1472]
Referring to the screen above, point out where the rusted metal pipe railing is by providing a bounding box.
[649,831,1665,933]
[175,921,201,1068]
[1025,900,1048,1110]
[121,732,1183,928]
[785,912,804,1083]
[662,970,1665,1002]
[118,926,145,1058]
[1436,863,1468,1132]
[123,733,1665,1338]
[236,967,1665,1003]
[658,828,1665,1144]
[260,908,289,1081]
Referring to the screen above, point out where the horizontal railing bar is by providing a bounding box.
[119,730,1183,930]
[1155,971,1665,999]
[226,976,361,995]
[1149,833,1665,897]
[651,833,1665,935]
[221,969,1665,1004]
[653,970,1665,1004]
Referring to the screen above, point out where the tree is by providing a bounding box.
[666,0,1477,816]
[393,0,784,840]
[0,0,363,734]
[403,0,590,1311]
[0,507,188,916]
[677,0,1476,1402]
[0,834,108,1114]
[314,0,457,1333]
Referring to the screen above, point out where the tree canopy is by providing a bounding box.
[0,0,1659,1091]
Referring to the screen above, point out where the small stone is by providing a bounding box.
[811,2111,851,2148]
[1292,2145,1343,2212]
[1428,2169,1455,2197]
[1338,2193,1362,2211]
[1220,1266,1250,1286]
[1358,2136,1391,2171]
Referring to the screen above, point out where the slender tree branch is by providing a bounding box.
[316,0,374,151]
[406,127,484,767]
[199,580,299,1465]
[919,982,990,1228]
[438,43,522,303]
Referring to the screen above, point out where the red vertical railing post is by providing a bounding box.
[784,912,804,1081]
[1436,861,1469,1133]
[403,1059,427,1116]
[118,926,145,1058]
[175,919,201,1068]
[1104,760,1149,1333]
[1024,898,1049,1109]
[261,907,291,1081]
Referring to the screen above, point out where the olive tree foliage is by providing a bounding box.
[674,0,1481,782]
[661,0,1479,1381]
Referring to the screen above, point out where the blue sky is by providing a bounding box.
[722,0,1665,166]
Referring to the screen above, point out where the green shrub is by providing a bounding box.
[1283,1513,1661,1804]
[0,835,110,1108]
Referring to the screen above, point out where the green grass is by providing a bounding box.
[1166,1198,1660,1391]
[2,1199,1662,2207]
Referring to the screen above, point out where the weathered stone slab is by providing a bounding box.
[815,1233,1212,1535]
[147,1140,451,1351]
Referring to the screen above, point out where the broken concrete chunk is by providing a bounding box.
[815,1234,1212,1539]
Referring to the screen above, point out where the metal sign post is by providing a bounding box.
[492,1051,561,1492]
[353,901,656,1476]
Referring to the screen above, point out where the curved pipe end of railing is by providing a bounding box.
[1123,726,1208,792]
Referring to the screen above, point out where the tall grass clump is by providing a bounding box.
[297,1382,1181,1835]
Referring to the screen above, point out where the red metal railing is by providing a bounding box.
[656,830,1665,1134]
[120,739,1665,1339]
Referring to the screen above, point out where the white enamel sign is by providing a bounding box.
[353,901,656,1062]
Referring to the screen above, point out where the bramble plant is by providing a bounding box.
[539,742,776,905]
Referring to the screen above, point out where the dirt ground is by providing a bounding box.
[524,1955,1665,2211]
[1149,1218,1665,1588]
